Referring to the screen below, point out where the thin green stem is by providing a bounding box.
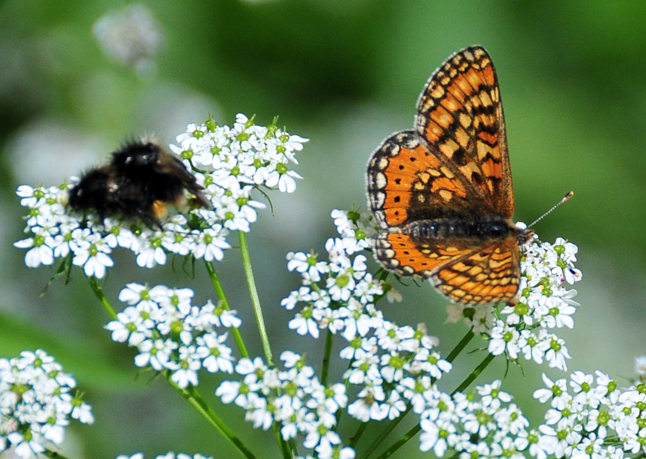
[273,423,292,459]
[44,450,72,459]
[87,277,117,320]
[321,329,334,386]
[451,352,496,395]
[349,422,368,449]
[336,358,356,427]
[374,423,420,459]
[88,274,256,457]
[359,406,411,459]
[375,346,495,458]
[204,260,249,358]
[171,380,257,459]
[238,231,273,366]
[445,329,475,363]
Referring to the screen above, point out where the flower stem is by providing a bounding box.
[374,423,419,459]
[87,276,117,320]
[451,352,496,395]
[238,231,274,366]
[375,336,491,458]
[44,450,72,459]
[349,422,368,448]
[321,329,334,386]
[272,423,292,459]
[445,329,475,363]
[358,406,412,459]
[171,380,257,459]
[204,260,249,358]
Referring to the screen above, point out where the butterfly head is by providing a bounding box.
[514,221,535,246]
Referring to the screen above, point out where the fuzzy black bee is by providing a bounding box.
[68,140,210,228]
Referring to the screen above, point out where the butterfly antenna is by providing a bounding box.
[528,191,574,229]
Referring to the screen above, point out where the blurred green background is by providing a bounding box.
[1,1,646,458]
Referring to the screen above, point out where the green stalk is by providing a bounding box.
[374,423,420,459]
[204,260,249,358]
[445,329,475,363]
[349,422,368,449]
[172,381,257,459]
[272,423,292,459]
[88,276,255,457]
[451,352,496,395]
[374,354,497,459]
[358,406,411,459]
[238,231,273,366]
[373,334,491,458]
[87,276,117,320]
[44,449,72,459]
[321,329,334,386]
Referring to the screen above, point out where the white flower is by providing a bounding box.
[518,330,549,364]
[192,226,230,261]
[537,296,576,329]
[289,306,324,338]
[287,251,328,283]
[135,338,177,370]
[543,333,570,370]
[265,162,302,192]
[170,346,202,388]
[488,321,520,358]
[135,233,167,268]
[14,233,55,268]
[196,332,234,374]
[420,418,456,456]
[347,384,386,421]
[534,374,568,404]
[72,237,114,278]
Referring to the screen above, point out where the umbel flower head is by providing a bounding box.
[105,283,241,389]
[484,236,582,371]
[0,350,93,459]
[14,114,308,279]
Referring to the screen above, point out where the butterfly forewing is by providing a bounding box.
[416,46,514,219]
[367,130,486,228]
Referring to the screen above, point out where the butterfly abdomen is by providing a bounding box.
[401,216,517,242]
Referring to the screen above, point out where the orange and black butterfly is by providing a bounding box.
[366,45,530,305]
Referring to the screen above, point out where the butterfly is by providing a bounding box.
[366,45,531,305]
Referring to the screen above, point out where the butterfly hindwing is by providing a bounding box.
[430,237,521,304]
[375,231,520,305]
[374,231,475,276]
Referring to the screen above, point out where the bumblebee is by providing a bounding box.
[68,140,210,228]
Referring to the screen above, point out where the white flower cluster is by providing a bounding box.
[116,453,212,459]
[281,210,451,423]
[477,236,581,371]
[0,350,94,459]
[532,371,646,459]
[216,352,355,459]
[417,366,646,459]
[105,283,240,389]
[14,114,308,278]
[419,380,535,458]
[174,113,306,195]
[330,208,377,254]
